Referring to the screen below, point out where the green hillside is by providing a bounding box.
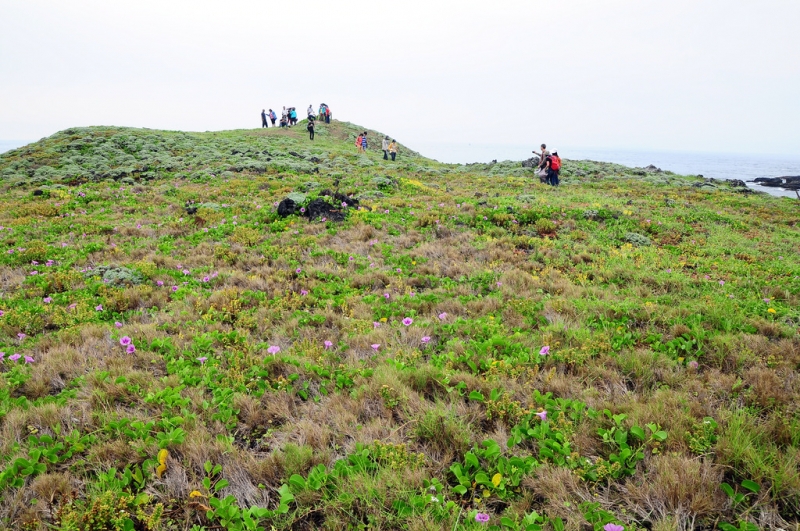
[0,121,798,531]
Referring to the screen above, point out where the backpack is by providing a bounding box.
[550,155,561,171]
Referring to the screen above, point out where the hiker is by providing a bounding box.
[261,109,268,128]
[361,132,368,152]
[307,118,315,140]
[289,108,297,126]
[533,143,550,183]
[307,105,315,120]
[319,103,327,120]
[355,133,364,153]
[269,109,277,126]
[281,106,288,125]
[279,114,288,128]
[324,104,331,123]
[381,136,390,160]
[546,149,561,186]
[388,139,398,161]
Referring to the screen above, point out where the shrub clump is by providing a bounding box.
[624,232,652,247]
[84,266,145,286]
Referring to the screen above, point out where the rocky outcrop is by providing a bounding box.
[521,156,541,168]
[753,176,800,190]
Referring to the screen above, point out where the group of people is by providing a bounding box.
[533,143,561,186]
[260,104,332,130]
[354,132,399,161]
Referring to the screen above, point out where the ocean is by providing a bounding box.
[3,139,798,198]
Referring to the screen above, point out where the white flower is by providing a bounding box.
[430,496,439,503]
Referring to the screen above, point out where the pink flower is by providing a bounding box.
[0,310,3,317]
[535,411,547,421]
[203,276,210,282]
[496,281,502,287]
[342,202,348,208]
[396,268,402,273]
[182,269,190,275]
[115,322,123,328]
[371,344,380,351]
[24,355,35,364]
[539,346,550,356]
[95,305,103,311]
[475,513,490,524]
[421,336,431,344]
[719,280,725,286]
[120,336,132,346]
[373,321,381,328]
[402,317,413,326]
[300,289,308,296]
[603,525,624,531]
[197,356,208,364]
[267,345,280,355]
[688,360,699,369]
[349,256,354,261]
[171,286,178,292]
[156,280,164,286]
[9,353,21,362]
[438,312,447,321]
[43,297,52,304]
[126,344,136,354]
[296,268,302,274]
[384,293,390,299]
[30,271,38,275]
[324,340,333,349]
[17,333,26,341]
[0,352,4,361]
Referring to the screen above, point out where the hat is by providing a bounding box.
[552,149,558,154]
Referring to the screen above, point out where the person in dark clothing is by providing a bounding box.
[261,109,268,128]
[546,150,561,186]
[307,118,315,141]
[325,105,331,123]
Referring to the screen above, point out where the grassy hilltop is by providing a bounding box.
[0,120,798,531]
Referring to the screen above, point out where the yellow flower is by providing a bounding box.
[767,308,776,314]
[189,490,204,498]
[492,473,502,487]
[380,317,387,322]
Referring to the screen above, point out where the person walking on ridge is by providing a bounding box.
[289,107,298,126]
[307,118,315,141]
[324,104,331,123]
[269,109,277,126]
[388,139,398,161]
[261,109,269,128]
[307,105,315,120]
[355,132,364,153]
[382,136,390,160]
[361,132,368,152]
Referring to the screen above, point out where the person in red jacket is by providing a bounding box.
[546,150,561,186]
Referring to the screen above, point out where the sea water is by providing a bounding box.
[412,142,800,199]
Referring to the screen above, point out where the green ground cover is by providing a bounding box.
[0,120,798,531]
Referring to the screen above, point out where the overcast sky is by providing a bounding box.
[1,0,799,158]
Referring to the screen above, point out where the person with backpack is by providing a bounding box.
[319,103,326,120]
[261,109,269,128]
[324,104,331,123]
[388,139,398,161]
[355,133,364,153]
[546,150,561,186]
[381,136,390,160]
[269,109,277,126]
[361,132,368,152]
[307,118,315,141]
[281,106,288,125]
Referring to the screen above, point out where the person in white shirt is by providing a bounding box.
[381,136,390,160]
[307,105,315,120]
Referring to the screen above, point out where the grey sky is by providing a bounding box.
[1,0,799,156]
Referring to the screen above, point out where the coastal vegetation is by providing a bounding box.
[0,120,798,530]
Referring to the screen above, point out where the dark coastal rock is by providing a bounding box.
[288,151,304,159]
[32,189,44,196]
[277,198,296,216]
[643,164,663,173]
[752,176,800,190]
[521,156,541,168]
[305,198,346,221]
